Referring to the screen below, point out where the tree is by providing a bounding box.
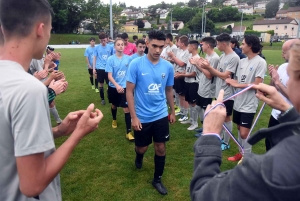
[161,25,165,31]
[179,27,191,35]
[188,0,198,7]
[212,0,223,7]
[136,19,145,29]
[157,15,160,25]
[175,2,186,7]
[161,1,167,9]
[169,6,200,24]
[265,0,280,18]
[119,2,126,8]
[189,11,215,33]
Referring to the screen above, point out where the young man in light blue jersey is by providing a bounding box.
[106,39,134,141]
[131,39,146,61]
[84,37,98,92]
[93,32,114,105]
[126,30,176,195]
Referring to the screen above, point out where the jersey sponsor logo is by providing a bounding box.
[117,70,126,77]
[142,73,149,76]
[102,55,108,60]
[148,83,161,93]
[241,75,246,83]
[162,73,166,79]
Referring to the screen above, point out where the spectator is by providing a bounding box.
[230,38,246,59]
[190,40,300,201]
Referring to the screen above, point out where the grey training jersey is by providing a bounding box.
[198,52,220,98]
[0,61,61,201]
[185,54,200,83]
[233,55,267,113]
[161,44,177,60]
[174,49,190,73]
[215,52,239,99]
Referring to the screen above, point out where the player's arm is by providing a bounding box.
[86,57,91,68]
[195,64,213,79]
[126,82,137,119]
[274,81,289,99]
[172,56,186,67]
[226,77,263,88]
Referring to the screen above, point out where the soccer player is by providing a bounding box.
[106,39,134,141]
[191,37,220,137]
[0,1,103,200]
[143,34,148,54]
[225,35,267,161]
[84,37,98,92]
[168,35,190,121]
[133,35,138,45]
[177,40,200,131]
[200,33,240,151]
[93,32,114,105]
[121,32,137,56]
[126,30,175,195]
[131,39,146,60]
[161,33,177,61]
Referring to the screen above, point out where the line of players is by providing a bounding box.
[84,32,267,162]
[162,33,267,162]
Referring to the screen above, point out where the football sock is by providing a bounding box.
[95,78,98,88]
[223,121,232,144]
[125,112,131,133]
[111,107,117,120]
[154,154,166,181]
[100,87,104,100]
[49,106,62,123]
[90,77,94,85]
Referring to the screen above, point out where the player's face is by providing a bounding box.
[100,38,107,46]
[241,39,251,54]
[165,38,170,44]
[147,39,165,60]
[124,38,129,45]
[90,40,95,47]
[286,53,300,112]
[175,40,179,47]
[187,44,194,53]
[115,40,124,52]
[216,41,226,52]
[137,43,146,54]
[202,42,210,53]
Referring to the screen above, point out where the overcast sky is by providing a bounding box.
[101,0,188,8]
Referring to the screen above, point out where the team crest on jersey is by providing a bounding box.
[249,66,254,71]
[162,73,166,79]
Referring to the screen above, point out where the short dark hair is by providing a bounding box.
[166,33,173,41]
[179,35,189,46]
[244,35,262,53]
[116,34,122,38]
[230,38,240,48]
[143,35,146,38]
[0,0,53,37]
[98,32,107,39]
[216,33,231,42]
[89,37,96,42]
[133,35,138,40]
[202,37,216,48]
[147,30,166,41]
[121,33,129,40]
[136,39,146,46]
[175,36,180,42]
[189,40,199,49]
